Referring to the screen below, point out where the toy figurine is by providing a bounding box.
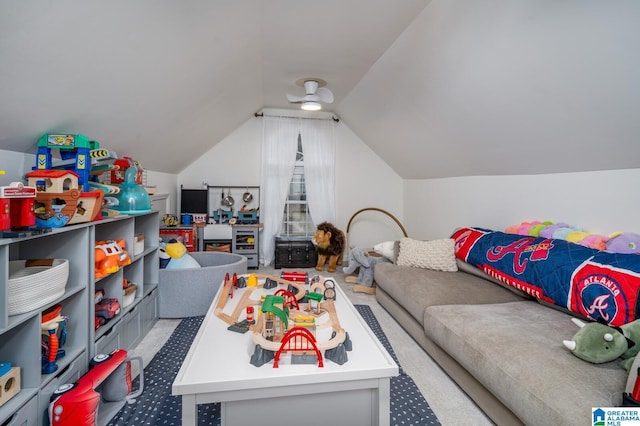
[563,317,640,372]
[41,304,68,375]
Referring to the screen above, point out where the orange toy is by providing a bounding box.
[95,239,131,279]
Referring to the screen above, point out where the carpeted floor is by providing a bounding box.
[108,305,439,426]
[354,305,439,425]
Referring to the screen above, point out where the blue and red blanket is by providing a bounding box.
[452,227,640,326]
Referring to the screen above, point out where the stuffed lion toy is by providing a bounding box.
[312,222,345,273]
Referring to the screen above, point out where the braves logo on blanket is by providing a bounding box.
[570,260,640,325]
[451,227,640,326]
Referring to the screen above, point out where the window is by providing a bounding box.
[281,135,315,237]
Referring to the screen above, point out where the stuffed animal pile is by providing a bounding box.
[505,220,640,254]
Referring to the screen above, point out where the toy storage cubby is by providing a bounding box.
[0,225,90,426]
[0,211,159,426]
[92,212,159,358]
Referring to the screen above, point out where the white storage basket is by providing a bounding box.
[122,283,137,308]
[8,259,69,316]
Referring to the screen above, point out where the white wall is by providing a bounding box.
[404,168,640,240]
[178,115,404,249]
[179,117,263,189]
[145,170,178,213]
[0,150,36,185]
[334,124,404,248]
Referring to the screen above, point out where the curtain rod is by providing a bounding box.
[254,112,340,123]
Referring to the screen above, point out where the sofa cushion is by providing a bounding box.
[374,263,525,327]
[396,237,458,271]
[423,301,627,426]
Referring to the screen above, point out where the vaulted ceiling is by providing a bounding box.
[1,1,639,179]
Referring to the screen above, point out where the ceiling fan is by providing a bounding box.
[286,78,334,111]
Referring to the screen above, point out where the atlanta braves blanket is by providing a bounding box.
[451,227,640,326]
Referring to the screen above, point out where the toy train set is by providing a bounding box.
[215,272,349,368]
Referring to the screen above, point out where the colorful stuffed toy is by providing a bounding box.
[505,221,553,236]
[606,232,640,254]
[159,239,201,269]
[563,317,640,372]
[517,221,542,236]
[565,231,592,244]
[577,233,610,251]
[506,221,640,254]
[505,221,537,235]
[552,225,583,241]
[528,221,553,237]
[505,223,524,234]
[538,223,570,239]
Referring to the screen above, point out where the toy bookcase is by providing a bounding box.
[92,213,159,358]
[0,211,159,426]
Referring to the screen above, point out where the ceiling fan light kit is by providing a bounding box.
[301,101,322,111]
[287,77,334,110]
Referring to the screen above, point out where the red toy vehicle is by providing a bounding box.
[280,271,309,284]
[49,349,143,426]
[95,298,120,326]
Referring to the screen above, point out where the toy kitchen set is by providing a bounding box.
[160,185,262,268]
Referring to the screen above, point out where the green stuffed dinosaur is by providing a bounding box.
[563,317,640,372]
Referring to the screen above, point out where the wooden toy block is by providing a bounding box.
[0,367,21,408]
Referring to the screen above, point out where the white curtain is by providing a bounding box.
[259,116,300,265]
[301,119,336,225]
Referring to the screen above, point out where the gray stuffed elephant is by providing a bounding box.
[343,245,391,286]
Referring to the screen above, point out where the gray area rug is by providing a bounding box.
[108,305,440,425]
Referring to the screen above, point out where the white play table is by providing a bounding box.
[172,277,398,426]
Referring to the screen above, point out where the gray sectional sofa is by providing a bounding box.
[374,260,628,425]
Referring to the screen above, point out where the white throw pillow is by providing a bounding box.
[373,240,397,262]
[396,238,458,272]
